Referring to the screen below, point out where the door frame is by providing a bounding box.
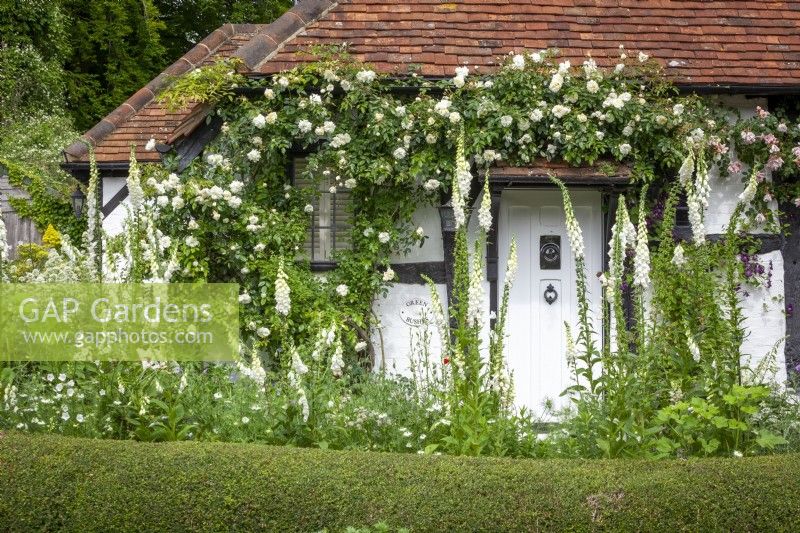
[486,181,626,330]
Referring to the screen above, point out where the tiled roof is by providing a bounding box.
[265,0,800,83]
[65,0,800,165]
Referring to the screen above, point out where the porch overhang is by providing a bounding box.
[489,161,632,187]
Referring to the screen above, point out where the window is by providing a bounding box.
[293,157,352,264]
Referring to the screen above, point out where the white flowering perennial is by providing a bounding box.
[452,129,471,228]
[331,340,345,377]
[126,147,145,213]
[685,324,701,362]
[467,247,485,329]
[0,207,6,280]
[83,148,104,280]
[505,238,518,287]
[633,202,651,288]
[275,258,291,316]
[555,179,585,260]
[291,346,309,376]
[477,172,493,232]
[671,243,687,268]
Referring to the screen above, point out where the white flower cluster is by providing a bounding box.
[685,325,701,362]
[477,174,493,232]
[453,65,469,87]
[602,91,631,110]
[467,250,485,329]
[452,130,472,228]
[330,132,350,148]
[671,243,687,268]
[558,183,585,260]
[0,208,7,269]
[330,340,345,377]
[355,69,376,83]
[633,205,651,288]
[505,238,518,287]
[275,259,291,316]
[549,71,564,93]
[551,104,570,118]
[127,150,145,213]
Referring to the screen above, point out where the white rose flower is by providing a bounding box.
[415,226,425,237]
[156,195,169,207]
[266,111,277,124]
[434,98,452,116]
[638,51,649,62]
[393,147,407,160]
[309,93,322,105]
[185,236,199,247]
[500,115,513,127]
[298,119,313,133]
[145,138,156,151]
[344,178,356,189]
[229,180,244,193]
[529,108,544,122]
[304,204,314,213]
[356,69,376,83]
[549,72,564,92]
[252,114,266,129]
[278,76,289,87]
[596,131,605,140]
[264,88,274,99]
[551,105,570,119]
[247,149,261,162]
[382,267,395,281]
[511,54,525,70]
[330,132,351,148]
[378,231,391,243]
[171,196,184,210]
[449,111,461,124]
[619,143,632,155]
[336,284,349,296]
[673,103,685,116]
[424,179,440,191]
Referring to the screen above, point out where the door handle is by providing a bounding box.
[544,284,558,305]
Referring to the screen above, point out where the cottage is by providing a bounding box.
[62,0,800,414]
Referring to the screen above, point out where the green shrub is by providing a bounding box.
[1,432,798,532]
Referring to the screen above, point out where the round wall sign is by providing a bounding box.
[400,297,430,327]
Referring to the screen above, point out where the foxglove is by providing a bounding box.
[275,258,291,316]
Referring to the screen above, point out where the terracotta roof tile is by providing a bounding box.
[264,0,800,84]
[67,0,800,165]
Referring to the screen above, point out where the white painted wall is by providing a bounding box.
[740,250,787,383]
[700,96,786,382]
[371,282,448,376]
[389,206,444,263]
[102,177,128,236]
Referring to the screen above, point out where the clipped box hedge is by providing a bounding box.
[1,432,799,532]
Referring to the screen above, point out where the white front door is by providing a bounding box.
[498,189,602,417]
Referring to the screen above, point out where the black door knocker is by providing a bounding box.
[544,283,558,305]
